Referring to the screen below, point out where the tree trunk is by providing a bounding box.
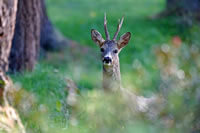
[9,0,68,72]
[166,0,179,10]
[166,0,200,19]
[40,0,68,52]
[0,0,18,103]
[0,0,18,72]
[9,0,41,72]
[152,0,200,20]
[167,0,200,13]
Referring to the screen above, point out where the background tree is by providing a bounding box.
[9,0,68,72]
[40,0,68,52]
[153,0,200,20]
[167,0,200,13]
[9,0,41,72]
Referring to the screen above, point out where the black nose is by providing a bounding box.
[103,57,112,63]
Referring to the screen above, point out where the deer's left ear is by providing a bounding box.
[117,32,131,49]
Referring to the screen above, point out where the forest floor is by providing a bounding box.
[10,0,200,132]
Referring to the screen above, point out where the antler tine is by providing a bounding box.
[104,13,110,40]
[113,16,124,41]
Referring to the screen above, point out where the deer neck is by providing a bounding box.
[103,57,121,91]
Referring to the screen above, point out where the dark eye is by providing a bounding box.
[100,48,104,52]
[113,49,118,54]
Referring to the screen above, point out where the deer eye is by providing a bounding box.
[113,49,118,54]
[100,48,105,52]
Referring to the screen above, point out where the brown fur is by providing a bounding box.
[91,14,131,91]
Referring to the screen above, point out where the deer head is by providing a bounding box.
[91,13,131,67]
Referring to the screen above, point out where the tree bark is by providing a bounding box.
[9,0,68,72]
[0,0,18,72]
[0,0,18,103]
[40,0,68,52]
[9,0,41,72]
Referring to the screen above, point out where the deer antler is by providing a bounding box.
[113,16,124,41]
[104,13,110,40]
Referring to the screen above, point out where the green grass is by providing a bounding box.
[9,0,200,132]
[45,0,166,91]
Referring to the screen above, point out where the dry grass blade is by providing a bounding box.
[66,78,80,126]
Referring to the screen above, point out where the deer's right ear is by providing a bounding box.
[91,29,105,47]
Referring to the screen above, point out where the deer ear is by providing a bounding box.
[91,29,105,47]
[117,32,131,49]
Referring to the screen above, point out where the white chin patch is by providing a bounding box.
[103,62,112,66]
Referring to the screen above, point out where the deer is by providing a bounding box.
[91,14,164,117]
[91,13,131,91]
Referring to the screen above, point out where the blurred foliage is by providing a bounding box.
[6,0,200,132]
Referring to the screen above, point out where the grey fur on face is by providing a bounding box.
[100,40,119,66]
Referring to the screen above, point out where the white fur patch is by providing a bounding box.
[104,52,112,60]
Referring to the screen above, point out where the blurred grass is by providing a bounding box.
[9,0,200,132]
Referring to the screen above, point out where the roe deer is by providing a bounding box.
[91,13,131,91]
[90,13,164,119]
